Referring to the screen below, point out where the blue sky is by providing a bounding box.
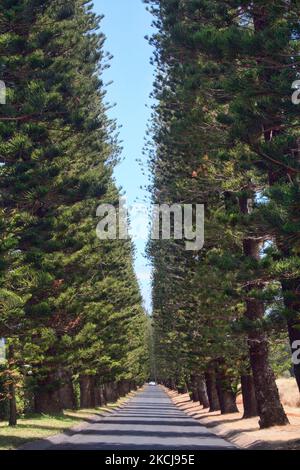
[93,0,154,312]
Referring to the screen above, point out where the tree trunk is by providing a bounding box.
[58,369,76,410]
[190,375,200,402]
[128,381,134,392]
[126,382,130,394]
[197,377,209,409]
[246,296,289,427]
[99,385,106,405]
[117,381,126,398]
[192,389,200,402]
[8,345,17,426]
[205,369,220,412]
[120,380,130,399]
[185,377,191,396]
[254,0,300,398]
[102,384,108,404]
[215,361,239,415]
[281,278,300,392]
[8,380,17,426]
[170,378,176,390]
[94,387,102,407]
[34,371,63,414]
[114,383,120,401]
[104,382,118,403]
[241,374,258,418]
[240,195,289,428]
[79,375,95,409]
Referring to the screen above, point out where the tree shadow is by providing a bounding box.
[98,419,207,427]
[49,440,235,451]
[79,429,217,439]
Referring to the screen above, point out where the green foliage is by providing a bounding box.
[146,0,300,390]
[0,0,149,420]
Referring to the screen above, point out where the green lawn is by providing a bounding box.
[0,397,130,450]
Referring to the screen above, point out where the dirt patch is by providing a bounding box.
[165,387,300,450]
[277,378,300,408]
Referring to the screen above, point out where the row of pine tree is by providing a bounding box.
[0,0,149,425]
[147,0,300,428]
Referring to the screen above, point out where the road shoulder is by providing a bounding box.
[166,388,300,450]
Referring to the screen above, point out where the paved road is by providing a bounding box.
[32,385,235,450]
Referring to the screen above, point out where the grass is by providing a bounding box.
[277,378,300,408]
[0,396,130,450]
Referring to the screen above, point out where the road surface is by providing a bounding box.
[28,386,235,450]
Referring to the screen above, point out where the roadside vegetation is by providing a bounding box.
[147,0,300,429]
[0,0,149,428]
